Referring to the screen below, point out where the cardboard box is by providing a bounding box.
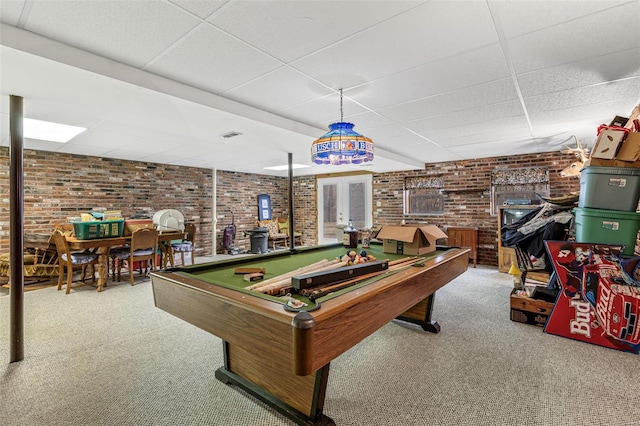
[510,288,554,315]
[583,133,640,169]
[583,157,616,168]
[376,224,447,255]
[510,308,549,327]
[544,241,639,353]
[616,132,640,163]
[123,219,154,236]
[509,288,554,326]
[591,130,626,159]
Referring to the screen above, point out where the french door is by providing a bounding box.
[317,175,372,245]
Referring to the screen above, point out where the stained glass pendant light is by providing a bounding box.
[311,89,374,165]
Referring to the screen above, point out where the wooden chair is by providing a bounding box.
[278,218,303,248]
[113,228,158,285]
[51,229,99,294]
[171,223,196,266]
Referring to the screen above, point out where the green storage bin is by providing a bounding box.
[72,219,125,240]
[579,167,640,211]
[574,207,640,256]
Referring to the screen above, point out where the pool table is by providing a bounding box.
[150,243,469,426]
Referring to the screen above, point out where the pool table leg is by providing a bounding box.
[394,293,441,333]
[216,341,335,426]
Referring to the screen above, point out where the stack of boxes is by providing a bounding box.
[575,120,640,256]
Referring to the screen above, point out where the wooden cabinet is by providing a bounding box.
[447,226,477,267]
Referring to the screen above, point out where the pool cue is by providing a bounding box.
[300,269,387,298]
[304,256,425,300]
[249,259,347,293]
[247,259,335,292]
[245,258,333,290]
[307,270,396,302]
[256,260,349,295]
[388,256,421,267]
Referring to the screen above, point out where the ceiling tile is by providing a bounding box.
[169,0,227,19]
[387,142,462,163]
[507,2,640,73]
[347,44,510,109]
[0,0,25,24]
[524,77,640,114]
[337,110,395,133]
[419,116,532,145]
[278,94,369,128]
[358,123,414,141]
[448,138,546,158]
[379,79,519,123]
[528,98,640,129]
[518,48,640,97]
[439,128,537,149]
[224,67,333,113]
[406,101,525,134]
[490,0,628,38]
[147,25,283,94]
[208,0,423,63]
[293,1,498,88]
[22,1,201,67]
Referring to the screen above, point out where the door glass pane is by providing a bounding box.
[323,184,337,239]
[348,182,365,229]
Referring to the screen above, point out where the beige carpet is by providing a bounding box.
[1,265,639,426]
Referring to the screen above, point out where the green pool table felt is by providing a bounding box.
[176,244,454,310]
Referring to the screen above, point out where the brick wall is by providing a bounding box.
[215,170,289,253]
[370,152,581,265]
[0,148,300,256]
[0,148,214,256]
[1,147,580,265]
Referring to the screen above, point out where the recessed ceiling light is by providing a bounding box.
[263,164,310,171]
[23,118,86,143]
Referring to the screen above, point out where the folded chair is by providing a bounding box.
[514,244,547,289]
[171,223,196,266]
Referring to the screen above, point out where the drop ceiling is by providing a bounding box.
[1,0,639,177]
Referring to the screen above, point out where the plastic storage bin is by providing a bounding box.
[574,207,640,256]
[72,219,125,240]
[579,167,640,211]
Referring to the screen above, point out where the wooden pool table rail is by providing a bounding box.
[151,246,469,425]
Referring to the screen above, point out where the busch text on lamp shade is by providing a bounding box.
[311,89,374,165]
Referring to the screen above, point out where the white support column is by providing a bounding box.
[212,168,217,256]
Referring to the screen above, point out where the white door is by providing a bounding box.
[317,175,372,245]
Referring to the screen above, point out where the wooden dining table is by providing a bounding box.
[65,230,186,292]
